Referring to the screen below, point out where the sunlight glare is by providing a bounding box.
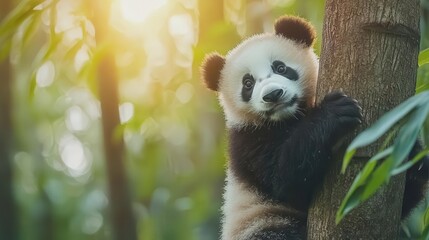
[175,83,194,104]
[36,61,55,87]
[119,0,167,23]
[59,134,90,177]
[66,106,89,132]
[74,45,90,72]
[119,102,135,123]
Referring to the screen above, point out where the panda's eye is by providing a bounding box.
[242,74,254,89]
[272,60,299,81]
[244,79,253,88]
[272,61,287,74]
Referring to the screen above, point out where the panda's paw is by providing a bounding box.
[321,91,363,129]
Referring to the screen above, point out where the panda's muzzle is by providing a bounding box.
[263,89,284,102]
[264,94,298,116]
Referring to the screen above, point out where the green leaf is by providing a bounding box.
[419,48,429,67]
[343,91,429,170]
[342,149,356,173]
[422,208,429,240]
[362,158,392,199]
[338,91,429,224]
[367,146,394,163]
[347,92,429,151]
[391,148,429,175]
[336,159,392,223]
[336,149,390,223]
[342,139,394,173]
[390,103,429,168]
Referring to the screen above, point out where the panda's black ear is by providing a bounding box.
[201,52,225,91]
[274,15,316,48]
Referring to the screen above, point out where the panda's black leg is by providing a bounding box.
[402,140,429,219]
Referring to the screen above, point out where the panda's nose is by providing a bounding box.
[263,89,284,102]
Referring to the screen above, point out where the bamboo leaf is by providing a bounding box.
[422,208,429,240]
[390,103,429,168]
[361,159,392,199]
[347,92,428,151]
[338,91,429,224]
[419,48,429,67]
[336,150,389,223]
[337,160,392,223]
[343,91,429,170]
[391,149,429,175]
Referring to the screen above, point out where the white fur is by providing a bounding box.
[222,170,305,240]
[218,33,319,128]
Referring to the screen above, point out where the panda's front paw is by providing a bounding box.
[320,91,363,131]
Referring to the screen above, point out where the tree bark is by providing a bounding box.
[308,1,420,239]
[0,1,18,240]
[92,1,138,240]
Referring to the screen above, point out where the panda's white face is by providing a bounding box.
[218,34,319,128]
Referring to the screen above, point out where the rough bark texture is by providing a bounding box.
[92,1,138,240]
[0,2,18,240]
[308,1,420,239]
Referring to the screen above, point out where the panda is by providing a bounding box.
[200,15,429,240]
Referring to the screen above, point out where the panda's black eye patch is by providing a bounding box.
[272,60,299,81]
[241,73,254,102]
[242,74,254,89]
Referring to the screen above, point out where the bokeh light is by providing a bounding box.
[119,0,167,23]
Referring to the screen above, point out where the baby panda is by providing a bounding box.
[201,15,428,240]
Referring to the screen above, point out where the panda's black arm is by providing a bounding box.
[402,140,429,218]
[272,92,362,209]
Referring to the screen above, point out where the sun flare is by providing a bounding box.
[118,0,167,23]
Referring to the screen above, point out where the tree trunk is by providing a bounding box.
[0,1,18,240]
[308,1,420,239]
[92,1,138,240]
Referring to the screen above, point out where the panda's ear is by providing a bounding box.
[274,15,316,48]
[201,52,225,91]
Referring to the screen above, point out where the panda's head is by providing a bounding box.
[201,16,319,128]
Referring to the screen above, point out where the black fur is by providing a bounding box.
[229,91,362,212]
[403,141,429,218]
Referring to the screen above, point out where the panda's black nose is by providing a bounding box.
[263,89,284,102]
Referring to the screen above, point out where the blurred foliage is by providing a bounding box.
[2,0,429,239]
